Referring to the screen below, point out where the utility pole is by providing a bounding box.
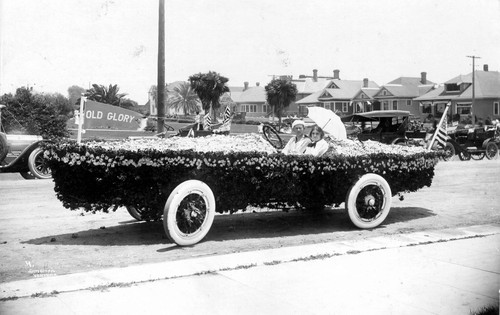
[466,55,480,126]
[157,0,165,133]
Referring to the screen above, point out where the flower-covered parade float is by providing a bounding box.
[44,133,441,246]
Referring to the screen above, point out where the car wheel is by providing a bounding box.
[345,174,392,229]
[28,147,52,179]
[485,142,498,160]
[442,142,455,161]
[163,180,216,246]
[458,150,471,161]
[126,206,147,221]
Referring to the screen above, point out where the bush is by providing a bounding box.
[0,87,70,139]
[43,137,440,220]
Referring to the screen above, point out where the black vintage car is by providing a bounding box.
[340,110,457,160]
[0,105,52,179]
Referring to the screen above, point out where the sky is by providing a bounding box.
[1,0,499,104]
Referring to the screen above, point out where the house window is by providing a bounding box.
[406,100,412,106]
[383,101,389,110]
[340,102,347,112]
[392,100,398,110]
[456,103,471,115]
[334,102,343,112]
[242,104,257,113]
[494,102,500,116]
[262,104,269,113]
[382,90,388,96]
[324,102,332,110]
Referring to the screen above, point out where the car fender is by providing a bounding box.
[0,132,8,161]
[0,140,51,172]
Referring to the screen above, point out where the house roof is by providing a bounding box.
[296,79,379,104]
[415,71,500,101]
[236,86,267,103]
[375,77,435,98]
[293,78,331,94]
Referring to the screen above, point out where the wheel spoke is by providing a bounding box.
[176,193,207,234]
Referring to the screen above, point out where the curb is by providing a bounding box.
[1,224,499,300]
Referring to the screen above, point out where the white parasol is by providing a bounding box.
[307,106,347,140]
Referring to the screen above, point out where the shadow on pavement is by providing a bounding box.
[22,206,435,247]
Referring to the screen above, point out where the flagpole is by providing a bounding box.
[77,96,86,145]
[427,102,450,150]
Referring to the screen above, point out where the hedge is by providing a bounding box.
[43,135,441,220]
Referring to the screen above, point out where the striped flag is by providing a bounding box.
[222,106,231,125]
[204,113,211,129]
[427,102,450,150]
[434,115,448,147]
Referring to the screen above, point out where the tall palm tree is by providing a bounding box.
[265,78,298,126]
[84,84,126,106]
[188,71,229,121]
[167,82,200,115]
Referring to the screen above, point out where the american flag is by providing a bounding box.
[427,102,450,150]
[434,115,448,147]
[204,113,211,129]
[222,106,231,125]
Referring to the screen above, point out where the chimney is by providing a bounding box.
[363,78,369,88]
[420,72,427,84]
[333,69,340,80]
[313,69,318,82]
[483,64,489,72]
[256,82,260,86]
[244,82,249,91]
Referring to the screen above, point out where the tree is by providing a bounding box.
[0,87,69,139]
[84,84,126,106]
[67,85,86,106]
[265,78,298,125]
[188,71,229,121]
[167,81,200,115]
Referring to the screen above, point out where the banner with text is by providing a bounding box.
[83,100,146,130]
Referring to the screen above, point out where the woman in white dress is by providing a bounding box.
[304,125,329,157]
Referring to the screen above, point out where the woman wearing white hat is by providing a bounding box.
[282,120,311,155]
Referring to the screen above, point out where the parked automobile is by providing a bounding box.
[0,105,52,179]
[341,110,455,160]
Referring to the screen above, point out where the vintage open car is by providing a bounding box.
[341,110,414,145]
[446,125,499,160]
[0,105,52,179]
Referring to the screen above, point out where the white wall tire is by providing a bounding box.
[345,174,392,229]
[163,180,215,246]
[28,147,52,179]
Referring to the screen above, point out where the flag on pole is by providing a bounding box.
[427,102,451,150]
[222,106,231,125]
[434,115,448,147]
[204,113,211,129]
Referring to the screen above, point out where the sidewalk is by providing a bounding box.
[1,224,499,315]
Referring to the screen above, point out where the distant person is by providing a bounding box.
[195,111,203,131]
[304,126,329,157]
[282,120,311,155]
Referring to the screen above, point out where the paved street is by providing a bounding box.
[1,226,499,315]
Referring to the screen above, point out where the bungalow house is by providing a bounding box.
[372,72,435,118]
[414,65,500,124]
[295,76,379,116]
[233,82,267,118]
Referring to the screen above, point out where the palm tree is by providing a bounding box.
[84,84,126,106]
[167,82,201,115]
[188,71,229,121]
[265,78,298,126]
